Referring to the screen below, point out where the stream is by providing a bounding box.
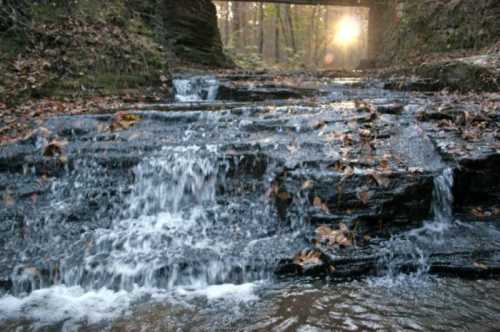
[0,73,499,331]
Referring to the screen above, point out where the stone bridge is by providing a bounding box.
[216,0,390,59]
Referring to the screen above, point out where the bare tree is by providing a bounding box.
[285,5,297,53]
[258,3,265,55]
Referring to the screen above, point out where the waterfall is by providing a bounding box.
[6,145,299,296]
[173,76,219,102]
[59,146,238,290]
[375,168,456,282]
[431,167,454,223]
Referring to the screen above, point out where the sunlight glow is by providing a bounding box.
[335,16,361,46]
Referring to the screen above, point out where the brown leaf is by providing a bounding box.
[313,120,327,130]
[315,224,352,247]
[293,250,323,267]
[342,134,353,146]
[277,191,291,201]
[110,112,141,132]
[313,197,329,213]
[471,207,485,218]
[379,158,390,170]
[357,190,372,205]
[301,180,314,190]
[43,140,67,157]
[3,192,15,207]
[369,172,390,188]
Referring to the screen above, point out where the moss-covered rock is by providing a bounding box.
[160,0,231,67]
[381,0,500,64]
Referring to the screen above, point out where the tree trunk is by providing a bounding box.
[277,5,290,56]
[232,2,242,50]
[223,2,230,46]
[285,5,297,53]
[313,7,321,66]
[274,4,281,63]
[307,6,318,66]
[258,3,264,55]
[240,3,248,49]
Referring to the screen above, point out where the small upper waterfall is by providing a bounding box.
[173,76,220,102]
[432,168,454,223]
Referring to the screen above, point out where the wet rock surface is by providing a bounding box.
[381,54,500,93]
[0,72,499,310]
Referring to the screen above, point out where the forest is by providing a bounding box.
[214,1,369,69]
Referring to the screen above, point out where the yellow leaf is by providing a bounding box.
[302,180,314,190]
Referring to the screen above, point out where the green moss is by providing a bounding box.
[41,71,158,97]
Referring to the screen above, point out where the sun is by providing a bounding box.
[335,16,361,46]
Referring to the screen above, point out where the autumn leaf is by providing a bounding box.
[2,192,15,207]
[342,133,354,146]
[357,190,372,205]
[313,196,329,213]
[379,157,390,170]
[368,172,391,188]
[43,140,67,157]
[110,112,141,132]
[302,180,314,190]
[277,191,291,201]
[293,249,323,267]
[315,224,352,247]
[313,120,327,130]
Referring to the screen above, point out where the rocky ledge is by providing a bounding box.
[0,75,499,290]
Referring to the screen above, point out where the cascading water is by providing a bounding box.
[0,144,307,328]
[375,168,455,282]
[63,146,225,291]
[432,167,454,224]
[173,76,220,102]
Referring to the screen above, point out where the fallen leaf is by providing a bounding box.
[313,120,327,130]
[315,224,353,247]
[379,158,390,170]
[313,197,329,213]
[110,112,141,132]
[302,180,314,190]
[369,172,391,188]
[3,192,15,207]
[471,207,485,218]
[293,250,323,267]
[277,191,291,201]
[473,262,488,270]
[43,140,67,157]
[357,190,372,205]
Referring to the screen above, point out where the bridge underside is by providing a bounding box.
[216,0,388,61]
[217,0,372,7]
